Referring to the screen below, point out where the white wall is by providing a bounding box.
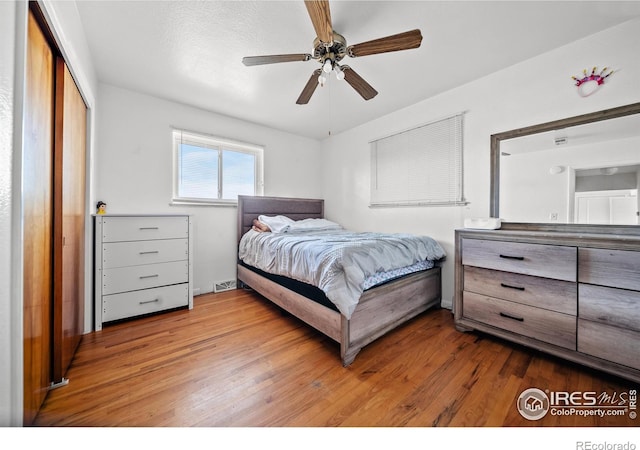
[94,84,323,297]
[0,0,22,428]
[320,18,640,309]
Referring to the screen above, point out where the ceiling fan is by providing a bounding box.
[242,0,423,104]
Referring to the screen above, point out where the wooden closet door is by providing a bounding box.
[52,60,87,382]
[23,9,54,425]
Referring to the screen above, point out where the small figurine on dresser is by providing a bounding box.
[96,201,107,215]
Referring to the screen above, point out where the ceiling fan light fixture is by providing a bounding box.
[242,1,422,104]
[322,58,333,73]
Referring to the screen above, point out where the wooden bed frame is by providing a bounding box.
[236,195,442,366]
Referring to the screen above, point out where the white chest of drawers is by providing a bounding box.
[455,225,640,383]
[94,214,193,330]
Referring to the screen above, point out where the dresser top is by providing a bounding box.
[456,225,640,251]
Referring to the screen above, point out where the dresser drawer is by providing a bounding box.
[462,238,576,281]
[101,216,188,242]
[463,291,576,349]
[102,238,188,269]
[579,284,640,333]
[102,260,189,295]
[578,319,640,371]
[464,266,576,315]
[579,248,640,291]
[102,283,189,323]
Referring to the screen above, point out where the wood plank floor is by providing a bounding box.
[33,289,638,427]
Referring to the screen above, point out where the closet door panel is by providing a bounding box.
[23,10,54,426]
[53,59,87,382]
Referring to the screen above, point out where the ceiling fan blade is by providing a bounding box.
[304,0,333,44]
[296,69,322,105]
[242,54,311,66]
[342,66,378,101]
[347,29,423,58]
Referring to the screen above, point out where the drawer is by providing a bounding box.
[101,216,188,242]
[579,284,640,333]
[579,248,640,291]
[464,266,576,315]
[102,238,188,269]
[102,260,189,295]
[102,283,189,323]
[462,238,576,281]
[463,291,576,349]
[578,319,640,371]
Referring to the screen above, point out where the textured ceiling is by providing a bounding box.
[76,1,640,140]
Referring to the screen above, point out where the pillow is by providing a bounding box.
[258,215,295,233]
[287,218,343,232]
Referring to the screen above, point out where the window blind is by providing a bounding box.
[370,113,466,207]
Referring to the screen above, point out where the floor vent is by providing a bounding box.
[213,279,237,293]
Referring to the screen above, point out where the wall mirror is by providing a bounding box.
[491,102,640,226]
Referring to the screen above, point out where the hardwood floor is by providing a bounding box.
[34,289,637,427]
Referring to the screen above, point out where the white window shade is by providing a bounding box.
[370,113,466,207]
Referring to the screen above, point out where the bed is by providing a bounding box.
[236,195,445,366]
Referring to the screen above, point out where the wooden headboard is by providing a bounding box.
[237,195,325,244]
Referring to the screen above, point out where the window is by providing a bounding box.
[370,113,466,207]
[172,129,263,205]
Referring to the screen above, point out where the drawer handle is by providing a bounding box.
[139,298,159,305]
[139,274,159,279]
[499,254,524,261]
[500,283,525,291]
[139,250,159,255]
[499,312,524,322]
[139,227,159,230]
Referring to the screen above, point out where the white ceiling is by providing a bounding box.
[75,0,640,140]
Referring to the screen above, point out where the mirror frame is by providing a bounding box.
[490,102,640,227]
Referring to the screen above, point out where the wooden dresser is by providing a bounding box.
[94,214,193,330]
[454,224,640,383]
